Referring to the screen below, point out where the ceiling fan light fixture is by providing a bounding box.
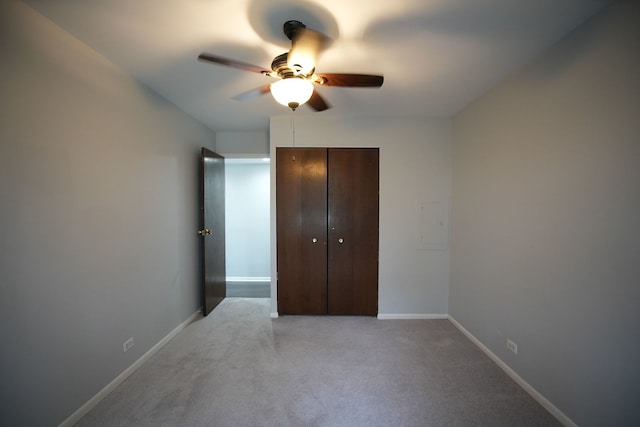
[270,78,314,110]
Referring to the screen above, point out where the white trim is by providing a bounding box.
[447,316,577,427]
[226,276,271,282]
[59,310,201,427]
[223,155,270,161]
[270,312,279,318]
[377,313,449,320]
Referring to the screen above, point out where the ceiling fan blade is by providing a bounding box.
[198,53,271,75]
[315,73,384,87]
[288,28,329,75]
[232,84,272,102]
[307,89,330,112]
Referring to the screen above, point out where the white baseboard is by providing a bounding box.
[377,313,449,320]
[447,316,577,427]
[59,310,202,427]
[270,312,279,318]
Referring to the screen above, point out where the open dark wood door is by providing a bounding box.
[200,148,226,316]
[327,148,379,315]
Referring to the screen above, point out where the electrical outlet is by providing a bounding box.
[507,339,518,354]
[123,337,134,353]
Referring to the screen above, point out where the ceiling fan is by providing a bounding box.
[198,20,384,111]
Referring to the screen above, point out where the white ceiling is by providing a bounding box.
[23,0,607,132]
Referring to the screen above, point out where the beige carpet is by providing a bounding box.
[75,298,560,426]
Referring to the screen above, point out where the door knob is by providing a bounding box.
[197,229,212,236]
[338,238,344,244]
[312,238,318,243]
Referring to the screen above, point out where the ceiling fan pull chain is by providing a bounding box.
[291,110,296,148]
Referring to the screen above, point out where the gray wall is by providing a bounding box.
[450,2,640,426]
[0,2,216,425]
[225,161,271,279]
[270,116,452,317]
[216,131,269,157]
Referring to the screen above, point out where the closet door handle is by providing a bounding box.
[312,238,318,243]
[338,238,344,244]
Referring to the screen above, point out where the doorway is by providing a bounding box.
[224,158,271,297]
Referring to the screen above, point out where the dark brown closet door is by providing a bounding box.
[276,148,328,315]
[327,148,379,315]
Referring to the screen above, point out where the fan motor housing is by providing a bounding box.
[271,52,312,78]
[271,53,291,77]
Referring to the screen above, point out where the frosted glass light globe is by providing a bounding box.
[270,78,314,110]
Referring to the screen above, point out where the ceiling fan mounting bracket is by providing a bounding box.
[283,20,306,41]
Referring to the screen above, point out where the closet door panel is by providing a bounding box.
[276,148,328,314]
[327,148,379,315]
